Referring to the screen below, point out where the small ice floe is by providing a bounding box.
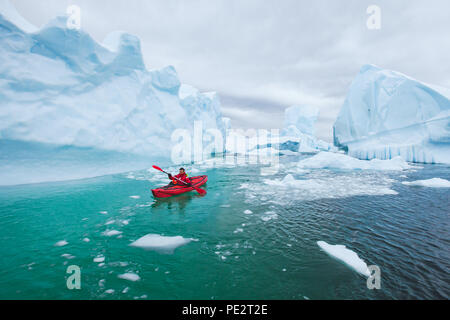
[55,240,68,247]
[220,204,231,208]
[98,263,105,267]
[102,230,122,237]
[244,210,253,215]
[98,279,105,288]
[298,152,414,171]
[105,220,115,226]
[105,289,115,294]
[130,234,198,254]
[402,178,450,188]
[99,211,108,215]
[317,241,370,277]
[282,268,286,272]
[120,220,130,225]
[122,287,130,294]
[93,255,105,263]
[129,195,140,199]
[61,254,75,259]
[83,238,90,242]
[118,273,140,282]
[261,211,278,222]
[233,228,244,234]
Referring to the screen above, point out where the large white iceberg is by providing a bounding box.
[333,64,450,164]
[0,2,227,184]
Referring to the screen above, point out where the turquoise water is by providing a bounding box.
[0,156,449,299]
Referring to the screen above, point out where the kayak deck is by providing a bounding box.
[151,175,207,198]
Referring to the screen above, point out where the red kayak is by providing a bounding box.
[151,175,208,198]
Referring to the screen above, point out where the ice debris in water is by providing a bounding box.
[129,195,140,199]
[118,273,141,282]
[244,210,253,215]
[402,178,450,188]
[55,240,68,247]
[102,230,122,237]
[93,255,105,263]
[261,212,278,222]
[317,241,370,277]
[130,234,198,254]
[297,152,413,171]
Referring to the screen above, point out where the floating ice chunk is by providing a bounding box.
[298,152,413,171]
[261,211,278,222]
[130,195,140,199]
[94,255,105,263]
[83,238,90,242]
[105,289,115,294]
[130,234,197,254]
[102,230,122,237]
[99,211,108,215]
[55,240,68,247]
[317,241,370,277]
[122,287,130,294]
[105,220,115,225]
[61,254,75,259]
[118,273,141,282]
[402,178,450,188]
[233,228,244,234]
[244,210,253,215]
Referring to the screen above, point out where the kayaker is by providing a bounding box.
[168,168,192,186]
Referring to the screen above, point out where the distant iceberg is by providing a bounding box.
[280,105,336,153]
[333,64,450,164]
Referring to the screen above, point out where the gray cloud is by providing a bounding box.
[9,0,450,141]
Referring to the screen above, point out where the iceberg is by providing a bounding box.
[280,105,336,153]
[0,2,227,184]
[333,64,450,164]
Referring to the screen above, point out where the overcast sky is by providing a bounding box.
[9,0,450,141]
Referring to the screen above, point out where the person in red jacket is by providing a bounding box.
[168,168,192,187]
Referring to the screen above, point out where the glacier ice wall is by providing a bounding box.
[333,64,450,164]
[0,6,226,158]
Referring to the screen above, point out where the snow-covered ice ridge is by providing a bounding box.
[333,64,450,164]
[0,1,227,157]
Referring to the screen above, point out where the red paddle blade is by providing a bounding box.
[152,165,163,172]
[194,187,207,196]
